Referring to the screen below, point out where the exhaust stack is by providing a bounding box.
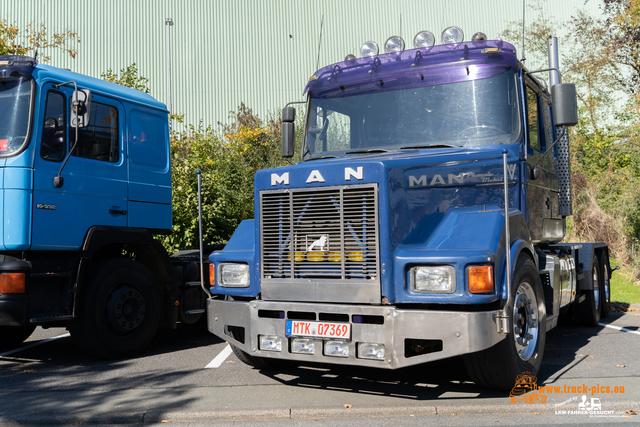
[548,37,572,217]
[548,37,561,86]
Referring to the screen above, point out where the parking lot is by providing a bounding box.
[1,309,639,425]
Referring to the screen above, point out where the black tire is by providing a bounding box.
[463,257,546,390]
[599,253,611,319]
[0,324,36,349]
[574,253,601,326]
[69,259,161,359]
[225,325,294,370]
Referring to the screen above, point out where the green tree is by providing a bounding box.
[101,63,151,94]
[0,18,79,62]
[161,103,304,253]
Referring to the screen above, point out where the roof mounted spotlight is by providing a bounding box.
[384,36,405,53]
[441,26,464,44]
[413,31,435,48]
[472,32,487,41]
[360,41,379,58]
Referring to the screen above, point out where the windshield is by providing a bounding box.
[302,70,520,160]
[0,74,34,157]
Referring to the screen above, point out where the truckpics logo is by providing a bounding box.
[509,372,547,404]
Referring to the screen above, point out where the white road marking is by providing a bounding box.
[599,323,640,336]
[205,344,233,369]
[0,333,70,357]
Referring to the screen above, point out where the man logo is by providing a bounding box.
[271,167,364,186]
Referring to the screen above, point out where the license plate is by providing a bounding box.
[286,320,351,340]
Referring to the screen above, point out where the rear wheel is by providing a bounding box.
[0,324,36,349]
[599,254,611,319]
[69,259,161,359]
[463,257,546,390]
[574,254,601,326]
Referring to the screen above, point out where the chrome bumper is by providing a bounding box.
[207,299,505,369]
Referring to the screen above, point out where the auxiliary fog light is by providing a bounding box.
[441,26,464,44]
[259,335,282,352]
[360,41,379,57]
[324,340,349,357]
[384,36,405,53]
[291,338,315,354]
[413,31,435,48]
[357,342,385,360]
[411,265,456,293]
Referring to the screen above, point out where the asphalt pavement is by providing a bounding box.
[0,308,639,425]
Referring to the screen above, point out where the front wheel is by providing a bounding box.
[69,259,161,359]
[0,324,36,349]
[463,257,546,390]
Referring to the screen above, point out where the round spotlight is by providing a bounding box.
[441,26,464,44]
[360,41,379,57]
[384,36,405,53]
[472,32,487,41]
[413,31,435,48]
[344,53,356,61]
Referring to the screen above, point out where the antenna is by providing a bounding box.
[315,14,324,71]
[522,0,526,63]
[34,0,45,61]
[400,13,402,37]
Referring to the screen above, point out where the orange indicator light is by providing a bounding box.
[0,273,26,294]
[468,266,494,293]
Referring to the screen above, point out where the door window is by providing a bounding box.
[69,101,119,162]
[526,85,541,152]
[40,91,67,162]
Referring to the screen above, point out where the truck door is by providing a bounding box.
[524,80,560,242]
[32,84,128,250]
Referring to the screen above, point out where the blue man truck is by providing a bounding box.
[0,55,209,358]
[206,30,612,389]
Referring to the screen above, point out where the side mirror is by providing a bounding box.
[551,83,578,127]
[70,89,91,128]
[282,106,295,158]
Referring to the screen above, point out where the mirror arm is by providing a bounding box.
[527,67,562,79]
[530,126,566,180]
[285,100,306,108]
[52,80,80,188]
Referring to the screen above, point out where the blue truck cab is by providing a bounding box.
[206,35,611,389]
[0,55,202,358]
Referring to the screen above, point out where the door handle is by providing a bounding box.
[109,209,127,215]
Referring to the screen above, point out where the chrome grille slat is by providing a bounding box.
[260,184,379,281]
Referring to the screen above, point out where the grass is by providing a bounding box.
[610,258,640,305]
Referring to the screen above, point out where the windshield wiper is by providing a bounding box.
[400,144,461,150]
[345,149,390,154]
[305,155,339,161]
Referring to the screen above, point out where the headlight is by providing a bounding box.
[411,266,456,293]
[219,263,250,287]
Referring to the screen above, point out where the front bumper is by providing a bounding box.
[207,299,505,369]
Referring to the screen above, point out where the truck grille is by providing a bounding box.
[260,184,379,281]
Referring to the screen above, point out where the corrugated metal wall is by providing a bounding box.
[2,0,601,131]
